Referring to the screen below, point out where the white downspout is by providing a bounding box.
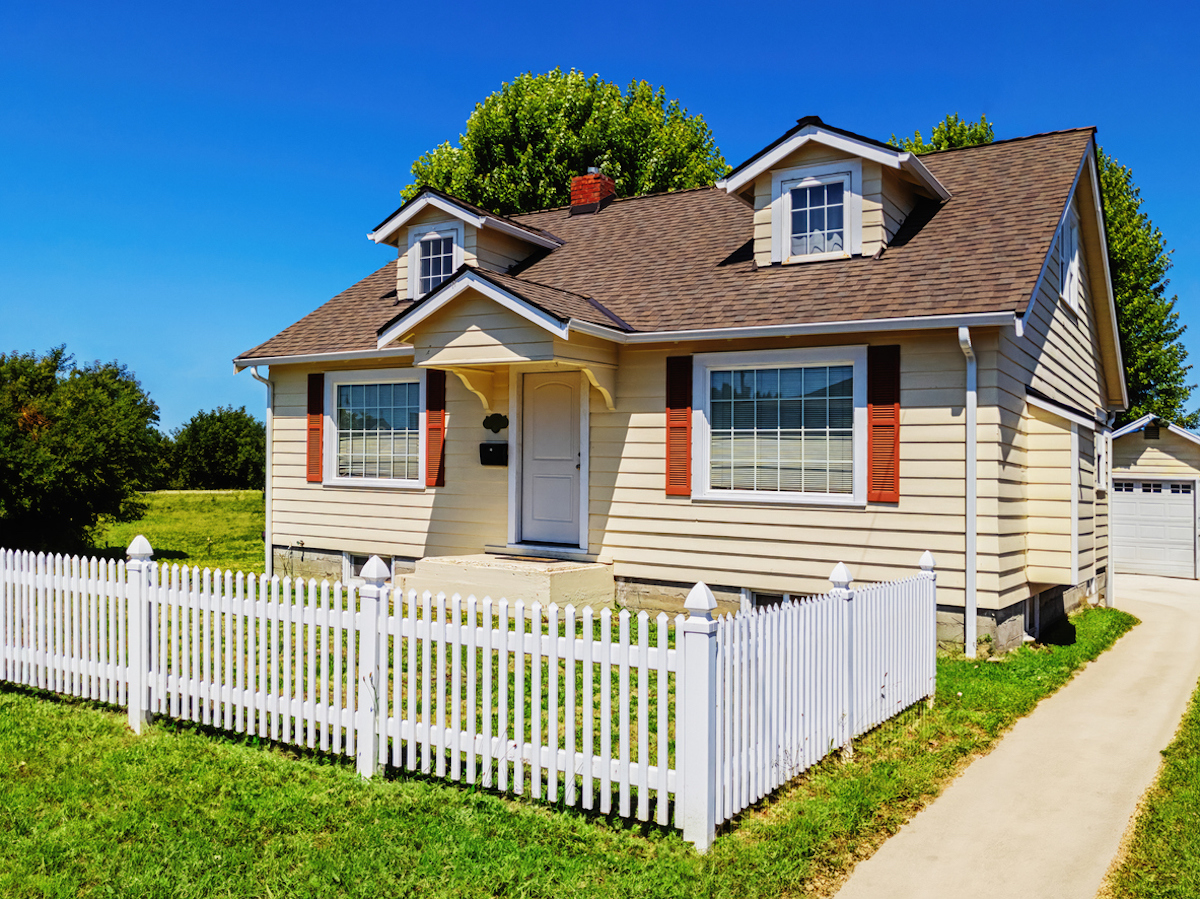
[249,366,274,577]
[958,327,978,658]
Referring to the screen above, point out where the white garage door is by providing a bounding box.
[1112,479,1197,578]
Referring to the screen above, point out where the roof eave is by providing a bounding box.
[368,190,562,249]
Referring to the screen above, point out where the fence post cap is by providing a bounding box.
[684,581,717,617]
[919,550,936,571]
[126,534,153,561]
[829,562,853,590]
[360,555,390,586]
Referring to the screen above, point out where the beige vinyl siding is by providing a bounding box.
[269,360,508,561]
[992,189,1110,601]
[475,230,535,274]
[880,169,917,243]
[413,294,556,366]
[587,332,973,606]
[1114,430,1200,477]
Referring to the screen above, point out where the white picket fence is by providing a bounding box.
[0,541,937,851]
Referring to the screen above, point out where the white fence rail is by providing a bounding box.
[1,541,937,851]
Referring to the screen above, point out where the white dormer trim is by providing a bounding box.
[377,269,571,349]
[718,123,950,201]
[369,191,562,249]
[407,219,464,300]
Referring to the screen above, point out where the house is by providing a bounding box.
[1111,414,1200,579]
[234,115,1128,654]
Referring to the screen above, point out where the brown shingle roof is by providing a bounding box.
[237,128,1094,361]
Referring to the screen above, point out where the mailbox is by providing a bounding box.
[479,442,509,466]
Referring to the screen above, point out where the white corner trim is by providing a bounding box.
[370,194,485,245]
[234,347,415,372]
[959,327,977,659]
[377,269,571,349]
[1085,148,1128,409]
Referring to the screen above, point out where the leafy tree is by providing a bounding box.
[403,68,728,215]
[1098,151,1196,426]
[891,112,995,153]
[896,113,1195,426]
[171,406,265,490]
[0,347,161,552]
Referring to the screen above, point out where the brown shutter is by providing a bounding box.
[425,369,446,487]
[306,373,324,483]
[665,356,692,496]
[867,345,901,503]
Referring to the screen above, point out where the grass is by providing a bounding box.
[0,604,1137,899]
[95,490,266,575]
[1102,675,1200,898]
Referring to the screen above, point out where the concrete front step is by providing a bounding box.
[399,553,615,611]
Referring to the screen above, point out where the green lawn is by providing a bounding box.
[1102,676,1200,898]
[96,490,266,575]
[0,604,1137,899]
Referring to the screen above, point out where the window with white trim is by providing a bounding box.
[406,220,463,299]
[693,346,867,505]
[324,369,424,488]
[1114,481,1134,492]
[1059,209,1081,311]
[787,176,847,257]
[771,160,862,263]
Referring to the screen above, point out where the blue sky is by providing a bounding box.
[3,0,1198,430]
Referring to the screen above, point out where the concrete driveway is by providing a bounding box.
[834,574,1200,899]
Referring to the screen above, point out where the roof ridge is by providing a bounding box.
[916,126,1096,156]
[511,184,720,218]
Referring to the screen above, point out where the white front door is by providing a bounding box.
[521,372,581,545]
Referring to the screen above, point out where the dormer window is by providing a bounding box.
[789,176,847,257]
[407,220,464,299]
[771,160,862,263]
[419,235,454,295]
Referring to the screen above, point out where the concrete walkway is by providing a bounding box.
[834,575,1200,899]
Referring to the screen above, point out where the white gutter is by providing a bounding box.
[234,346,415,373]
[248,366,274,577]
[568,310,1016,346]
[958,327,978,659]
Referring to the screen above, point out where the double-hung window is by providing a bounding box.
[692,347,867,505]
[406,221,463,299]
[325,368,424,488]
[771,160,862,263]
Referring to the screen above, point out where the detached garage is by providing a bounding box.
[1111,414,1200,579]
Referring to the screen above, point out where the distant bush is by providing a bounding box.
[0,346,160,552]
[168,405,265,490]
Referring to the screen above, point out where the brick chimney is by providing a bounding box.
[570,168,616,214]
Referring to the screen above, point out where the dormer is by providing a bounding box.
[718,116,950,267]
[368,187,563,300]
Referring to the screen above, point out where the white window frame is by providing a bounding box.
[1059,208,1081,312]
[691,345,868,506]
[323,367,426,490]
[771,160,863,264]
[342,552,395,585]
[407,219,464,300]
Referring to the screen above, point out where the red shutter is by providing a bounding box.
[306,373,323,483]
[426,369,446,487]
[867,345,901,503]
[665,356,692,496]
